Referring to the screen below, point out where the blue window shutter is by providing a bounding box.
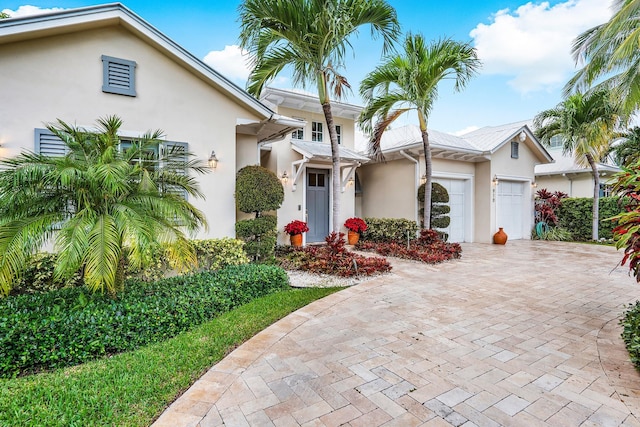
[162,141,189,199]
[35,128,67,157]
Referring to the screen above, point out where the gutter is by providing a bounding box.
[399,150,420,225]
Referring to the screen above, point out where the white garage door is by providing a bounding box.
[433,178,466,243]
[497,181,524,240]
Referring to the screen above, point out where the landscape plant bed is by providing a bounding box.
[622,301,640,369]
[357,229,462,263]
[0,264,289,377]
[0,287,340,427]
[277,232,391,277]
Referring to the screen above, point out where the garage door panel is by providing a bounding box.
[497,181,524,240]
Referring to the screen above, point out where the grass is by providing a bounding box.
[0,287,341,427]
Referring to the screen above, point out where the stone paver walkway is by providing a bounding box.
[154,241,640,426]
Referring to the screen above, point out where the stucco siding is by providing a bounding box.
[358,159,416,222]
[0,25,263,240]
[275,106,356,150]
[536,174,597,198]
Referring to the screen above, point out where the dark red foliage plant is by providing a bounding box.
[277,232,391,277]
[357,229,461,264]
[534,188,568,226]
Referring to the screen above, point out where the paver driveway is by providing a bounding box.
[154,241,640,426]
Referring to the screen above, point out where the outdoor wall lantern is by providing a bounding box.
[492,175,499,187]
[518,130,527,142]
[531,181,538,188]
[208,151,218,170]
[281,171,289,184]
[420,174,427,185]
[348,176,354,186]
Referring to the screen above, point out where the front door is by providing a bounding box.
[306,169,330,242]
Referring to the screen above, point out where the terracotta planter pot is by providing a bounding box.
[347,230,360,245]
[290,233,303,247]
[493,227,508,245]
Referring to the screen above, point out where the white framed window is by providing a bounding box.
[101,55,137,97]
[292,128,303,140]
[549,135,563,148]
[336,125,342,144]
[312,121,323,142]
[35,129,188,198]
[511,141,519,159]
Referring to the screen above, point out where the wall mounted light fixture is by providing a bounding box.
[518,130,527,142]
[492,175,499,187]
[281,171,289,184]
[208,151,218,169]
[531,181,538,188]
[420,174,427,185]
[347,176,354,186]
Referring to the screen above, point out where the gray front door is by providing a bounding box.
[306,169,330,242]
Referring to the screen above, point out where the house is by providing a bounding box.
[534,135,621,198]
[0,3,303,240]
[259,88,369,244]
[358,121,553,243]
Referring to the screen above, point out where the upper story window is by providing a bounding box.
[292,128,303,140]
[312,121,323,142]
[549,134,563,148]
[336,125,342,144]
[101,55,137,97]
[511,140,519,159]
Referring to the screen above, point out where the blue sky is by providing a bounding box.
[3,1,612,134]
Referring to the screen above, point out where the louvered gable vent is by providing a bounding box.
[101,55,137,97]
[35,129,67,157]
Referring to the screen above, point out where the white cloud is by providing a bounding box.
[470,0,612,94]
[2,5,65,18]
[203,45,251,85]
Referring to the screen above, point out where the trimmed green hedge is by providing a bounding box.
[361,218,419,243]
[0,264,288,378]
[557,197,626,240]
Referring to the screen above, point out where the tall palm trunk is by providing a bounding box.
[586,153,600,240]
[322,102,341,233]
[421,129,433,229]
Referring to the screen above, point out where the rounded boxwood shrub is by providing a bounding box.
[235,165,284,214]
[0,263,288,377]
[418,182,450,239]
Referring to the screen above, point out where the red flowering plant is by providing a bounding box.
[284,220,309,235]
[534,189,567,226]
[344,217,368,233]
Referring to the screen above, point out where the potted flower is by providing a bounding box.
[284,220,309,247]
[344,217,367,245]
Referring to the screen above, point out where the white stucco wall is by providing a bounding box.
[0,25,263,239]
[536,173,599,198]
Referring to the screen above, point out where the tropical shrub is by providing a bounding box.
[235,165,284,214]
[235,166,283,261]
[344,217,368,233]
[277,232,391,277]
[558,197,626,240]
[534,189,568,226]
[611,165,640,281]
[192,238,249,271]
[418,182,451,239]
[533,227,573,241]
[9,253,83,296]
[358,229,462,263]
[0,116,208,296]
[361,217,419,243]
[0,264,288,377]
[621,301,640,368]
[284,220,309,235]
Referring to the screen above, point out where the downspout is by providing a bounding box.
[399,150,420,225]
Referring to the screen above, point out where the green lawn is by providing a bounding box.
[0,287,340,427]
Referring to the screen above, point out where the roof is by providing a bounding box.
[535,148,621,176]
[375,121,553,164]
[291,140,369,163]
[261,87,363,120]
[0,3,275,120]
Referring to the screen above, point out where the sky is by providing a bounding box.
[2,0,614,135]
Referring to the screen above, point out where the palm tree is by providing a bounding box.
[359,34,481,228]
[0,116,208,296]
[238,0,399,233]
[534,90,624,240]
[610,127,640,167]
[566,0,640,113]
